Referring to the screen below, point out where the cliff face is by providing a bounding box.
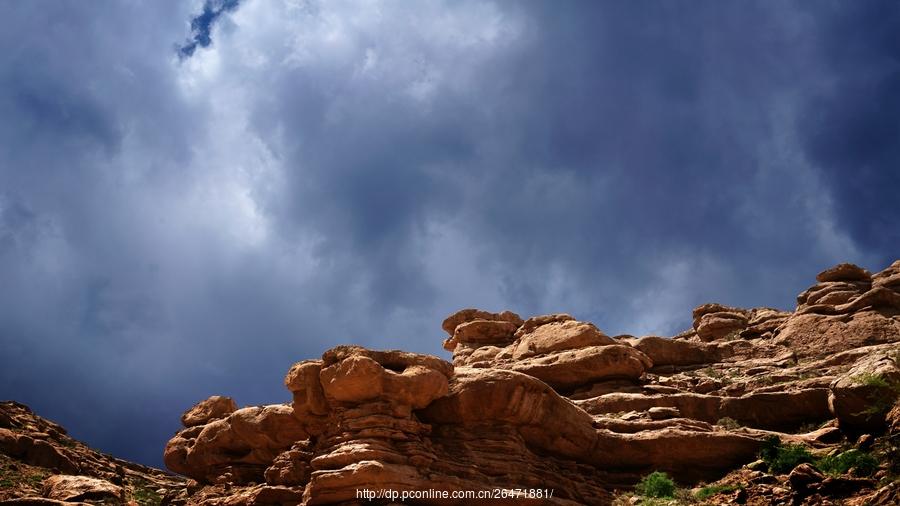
[2,261,900,505]
[0,401,185,504]
[157,260,900,505]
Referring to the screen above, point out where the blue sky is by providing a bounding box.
[1,0,898,467]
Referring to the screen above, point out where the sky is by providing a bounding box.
[0,0,898,468]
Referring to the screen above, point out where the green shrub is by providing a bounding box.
[759,436,814,474]
[816,449,879,477]
[853,372,891,389]
[635,471,676,498]
[852,372,900,417]
[716,417,741,429]
[695,484,740,500]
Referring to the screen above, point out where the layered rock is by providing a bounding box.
[0,401,185,504]
[164,404,310,484]
[151,259,900,505]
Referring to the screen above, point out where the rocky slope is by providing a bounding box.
[0,401,185,505]
[3,260,900,505]
[157,260,900,505]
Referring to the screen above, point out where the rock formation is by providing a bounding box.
[3,260,900,505]
[150,260,900,505]
[0,400,185,504]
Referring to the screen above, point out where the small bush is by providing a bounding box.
[759,436,814,474]
[816,449,879,477]
[635,471,676,498]
[853,373,891,389]
[695,484,740,500]
[716,417,741,429]
[852,372,900,417]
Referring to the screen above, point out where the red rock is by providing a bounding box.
[829,351,900,432]
[41,475,123,502]
[817,263,873,283]
[440,308,522,336]
[149,260,900,505]
[514,313,576,337]
[632,335,719,366]
[511,320,615,359]
[444,319,519,350]
[506,344,652,390]
[181,395,237,428]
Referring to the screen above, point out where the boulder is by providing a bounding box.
[41,476,123,503]
[873,260,900,289]
[284,360,329,418]
[440,308,522,336]
[319,346,452,409]
[829,351,900,432]
[514,313,576,338]
[789,463,824,492]
[648,407,680,420]
[164,404,309,484]
[181,396,237,428]
[775,310,900,358]
[444,319,519,350]
[510,319,615,359]
[696,311,748,341]
[816,263,872,283]
[506,345,652,390]
[632,336,719,366]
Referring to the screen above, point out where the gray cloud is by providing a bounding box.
[0,0,896,467]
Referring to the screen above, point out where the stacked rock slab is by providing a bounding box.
[163,260,900,506]
[775,261,900,357]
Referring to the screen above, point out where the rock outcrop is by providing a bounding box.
[5,260,900,506]
[0,401,185,504]
[150,260,900,505]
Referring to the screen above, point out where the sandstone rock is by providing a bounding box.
[0,498,82,505]
[514,313,576,338]
[506,344,652,390]
[632,336,719,366]
[0,429,77,474]
[511,319,615,359]
[319,346,452,409]
[284,360,329,418]
[799,281,870,307]
[591,428,766,482]
[695,311,748,341]
[817,263,872,283]
[181,396,237,428]
[0,402,185,504]
[193,484,303,506]
[164,404,309,484]
[648,407,680,420]
[789,463,824,492]
[873,260,900,289]
[692,303,748,326]
[774,310,900,358]
[264,442,313,486]
[829,351,900,432]
[41,475,122,502]
[744,307,791,338]
[577,389,830,430]
[144,260,900,506]
[421,367,597,459]
[444,319,518,351]
[440,308,522,336]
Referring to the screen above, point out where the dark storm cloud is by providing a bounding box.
[0,0,897,468]
[179,0,242,58]
[796,1,900,266]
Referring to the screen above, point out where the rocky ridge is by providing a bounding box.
[156,260,900,505]
[3,261,900,505]
[0,401,185,505]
